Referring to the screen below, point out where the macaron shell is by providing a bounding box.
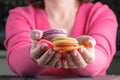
[43,29,67,40]
[52,40,79,46]
[37,39,54,49]
[43,29,67,35]
[53,46,80,51]
[51,37,77,42]
[43,34,67,41]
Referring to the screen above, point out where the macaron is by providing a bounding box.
[37,39,54,49]
[51,37,84,59]
[42,29,67,40]
[51,37,81,51]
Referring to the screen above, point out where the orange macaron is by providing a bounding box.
[51,37,84,58]
[51,37,81,51]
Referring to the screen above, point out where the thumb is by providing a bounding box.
[30,30,43,40]
[76,35,96,48]
[30,30,43,49]
[86,38,96,48]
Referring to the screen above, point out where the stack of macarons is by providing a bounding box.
[33,29,84,58]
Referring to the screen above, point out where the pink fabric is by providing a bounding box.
[4,2,118,77]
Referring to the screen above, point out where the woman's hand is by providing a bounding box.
[30,30,62,69]
[62,35,96,69]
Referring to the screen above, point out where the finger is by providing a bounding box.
[76,35,88,45]
[85,38,96,48]
[55,60,62,69]
[79,48,95,64]
[47,52,61,68]
[36,49,55,66]
[30,30,43,40]
[70,50,87,68]
[76,35,96,48]
[66,53,77,68]
[30,44,48,59]
[30,30,43,49]
[37,39,54,49]
[62,59,69,69]
[31,40,38,50]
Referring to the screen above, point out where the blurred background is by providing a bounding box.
[0,0,25,75]
[0,0,120,76]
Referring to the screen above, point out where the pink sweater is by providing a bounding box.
[4,2,118,77]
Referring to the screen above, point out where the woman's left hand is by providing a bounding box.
[62,35,96,69]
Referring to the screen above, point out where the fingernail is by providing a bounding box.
[55,53,61,58]
[67,53,70,57]
[79,48,84,54]
[88,40,94,48]
[48,49,54,55]
[41,44,46,50]
[35,32,40,37]
[71,50,78,56]
[63,60,67,64]
[86,58,90,62]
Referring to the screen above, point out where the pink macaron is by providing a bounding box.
[42,29,67,40]
[37,39,54,49]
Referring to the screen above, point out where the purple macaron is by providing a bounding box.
[42,29,67,40]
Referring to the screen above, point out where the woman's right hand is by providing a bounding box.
[30,30,62,69]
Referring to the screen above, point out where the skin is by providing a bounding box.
[30,0,96,69]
